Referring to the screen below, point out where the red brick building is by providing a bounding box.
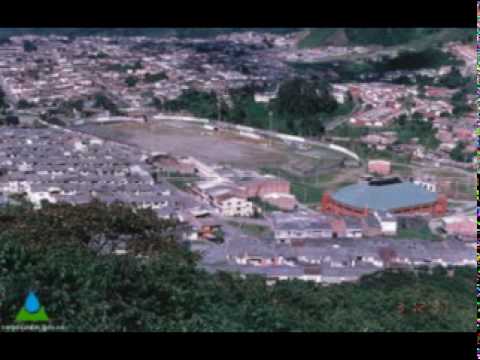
[262,193,297,211]
[367,160,391,176]
[240,178,290,198]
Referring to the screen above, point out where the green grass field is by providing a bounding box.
[291,182,325,204]
[397,226,442,241]
[260,166,335,204]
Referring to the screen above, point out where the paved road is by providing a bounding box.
[214,119,362,163]
[428,218,445,238]
[324,103,361,132]
[221,216,271,227]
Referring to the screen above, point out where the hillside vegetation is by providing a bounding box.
[0,202,475,332]
[299,28,474,49]
[156,79,354,137]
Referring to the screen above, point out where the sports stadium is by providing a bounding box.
[321,178,448,217]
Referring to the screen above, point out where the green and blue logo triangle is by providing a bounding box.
[15,292,49,322]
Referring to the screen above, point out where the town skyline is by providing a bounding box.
[0,27,475,334]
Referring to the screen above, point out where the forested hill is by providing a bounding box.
[298,28,474,48]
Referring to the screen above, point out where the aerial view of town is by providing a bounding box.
[0,28,475,332]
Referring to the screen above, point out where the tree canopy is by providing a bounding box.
[270,78,338,136]
[23,40,37,52]
[274,77,338,118]
[378,48,461,72]
[4,115,19,126]
[0,88,8,112]
[449,142,471,163]
[125,76,139,88]
[450,88,474,117]
[93,92,123,116]
[162,90,219,119]
[17,99,35,109]
[393,115,440,150]
[144,72,168,83]
[438,67,470,89]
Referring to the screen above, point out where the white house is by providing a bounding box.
[215,195,254,217]
[27,187,59,209]
[374,211,397,235]
[254,92,277,103]
[413,179,436,193]
[272,214,333,243]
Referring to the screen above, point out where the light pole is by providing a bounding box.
[216,92,221,123]
[268,110,273,147]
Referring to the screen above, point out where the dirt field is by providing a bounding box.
[78,121,343,171]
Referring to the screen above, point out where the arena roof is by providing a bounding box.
[331,181,438,212]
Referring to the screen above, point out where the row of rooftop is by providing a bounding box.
[0,127,182,216]
[0,34,295,113]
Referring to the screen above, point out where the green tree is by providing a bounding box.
[379,48,460,71]
[392,75,414,85]
[450,89,473,116]
[394,115,440,150]
[125,76,139,87]
[45,117,66,127]
[400,94,416,116]
[411,112,423,122]
[93,93,122,116]
[23,40,37,52]
[274,78,338,118]
[96,52,109,59]
[0,88,8,111]
[133,60,143,70]
[0,38,11,46]
[151,97,163,110]
[5,115,19,126]
[300,115,326,137]
[449,142,468,162]
[417,84,426,98]
[396,114,408,127]
[439,67,468,89]
[144,72,168,83]
[54,99,85,117]
[17,99,35,109]
[452,104,473,117]
[226,85,269,126]
[163,90,219,119]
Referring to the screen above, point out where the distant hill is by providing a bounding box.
[0,28,473,49]
[0,28,300,39]
[298,28,474,48]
